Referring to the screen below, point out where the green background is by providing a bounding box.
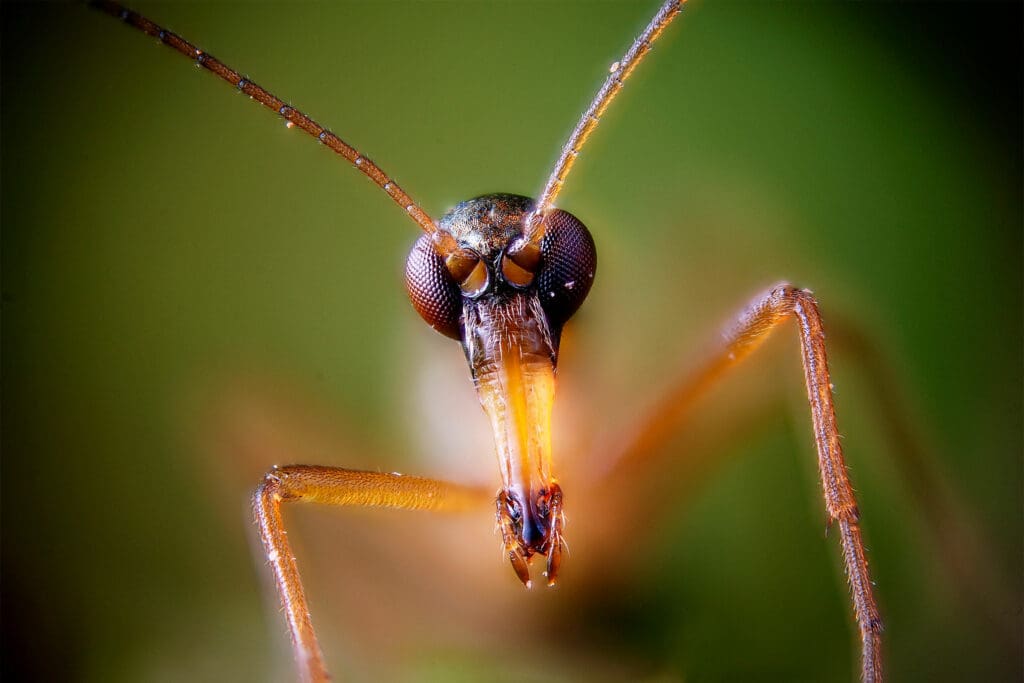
[3,2,1020,681]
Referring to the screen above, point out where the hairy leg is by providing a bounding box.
[599,283,883,682]
[253,466,488,683]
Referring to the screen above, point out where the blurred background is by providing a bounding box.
[3,2,1020,681]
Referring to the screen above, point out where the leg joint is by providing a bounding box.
[255,465,297,503]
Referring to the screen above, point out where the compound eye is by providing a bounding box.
[404,234,462,339]
[536,209,597,329]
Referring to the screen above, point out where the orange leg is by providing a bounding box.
[725,284,882,683]
[605,283,883,682]
[253,466,488,683]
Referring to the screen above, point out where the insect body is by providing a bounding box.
[92,1,882,681]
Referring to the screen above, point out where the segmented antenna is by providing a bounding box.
[90,1,440,238]
[526,0,685,242]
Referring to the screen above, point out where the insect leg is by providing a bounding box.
[254,466,488,683]
[597,283,883,682]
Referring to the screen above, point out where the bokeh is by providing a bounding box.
[3,2,1020,681]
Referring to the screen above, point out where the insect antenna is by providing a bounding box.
[90,1,444,242]
[525,0,685,242]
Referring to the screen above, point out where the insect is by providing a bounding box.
[84,0,891,680]
[7,0,1021,680]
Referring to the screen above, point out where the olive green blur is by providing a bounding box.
[2,2,1020,681]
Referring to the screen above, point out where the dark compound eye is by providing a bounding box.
[405,234,462,339]
[536,209,597,330]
